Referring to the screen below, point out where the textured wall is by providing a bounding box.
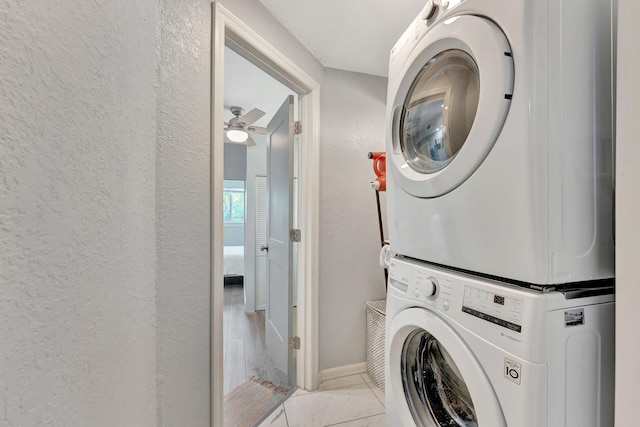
[319,68,388,371]
[0,0,159,426]
[0,0,390,425]
[156,0,212,425]
[615,0,640,424]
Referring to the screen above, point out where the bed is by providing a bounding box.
[224,246,244,285]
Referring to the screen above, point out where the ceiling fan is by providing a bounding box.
[224,106,267,147]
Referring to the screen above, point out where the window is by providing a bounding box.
[223,180,245,223]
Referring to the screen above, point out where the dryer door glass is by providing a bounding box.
[400,50,479,174]
[401,329,478,427]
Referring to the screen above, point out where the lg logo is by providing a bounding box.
[506,366,519,379]
[504,358,521,385]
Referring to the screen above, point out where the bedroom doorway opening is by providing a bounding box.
[212,4,321,425]
[221,46,298,399]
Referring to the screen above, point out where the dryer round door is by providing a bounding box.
[388,308,506,427]
[388,15,514,198]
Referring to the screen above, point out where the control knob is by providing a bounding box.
[424,277,439,299]
[416,277,439,300]
[421,0,440,21]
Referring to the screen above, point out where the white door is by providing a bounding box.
[265,95,295,387]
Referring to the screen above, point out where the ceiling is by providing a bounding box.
[224,1,425,130]
[224,47,295,128]
[257,0,427,77]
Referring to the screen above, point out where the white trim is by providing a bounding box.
[256,304,266,311]
[296,87,321,391]
[319,362,368,383]
[210,4,225,426]
[211,3,321,426]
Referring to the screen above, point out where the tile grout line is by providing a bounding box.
[360,374,385,408]
[281,376,384,427]
[323,411,387,427]
[283,402,290,427]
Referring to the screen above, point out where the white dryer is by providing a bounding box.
[385,256,615,427]
[385,0,615,284]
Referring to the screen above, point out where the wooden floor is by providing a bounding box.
[223,283,288,395]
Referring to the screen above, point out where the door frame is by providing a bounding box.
[211,3,321,426]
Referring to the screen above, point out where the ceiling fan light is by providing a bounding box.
[226,129,249,143]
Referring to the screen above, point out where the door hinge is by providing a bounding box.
[293,121,302,135]
[290,228,301,242]
[289,336,301,350]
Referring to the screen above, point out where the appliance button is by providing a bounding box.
[443,300,450,311]
[421,0,439,21]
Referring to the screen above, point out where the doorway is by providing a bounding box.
[221,46,297,395]
[211,3,321,426]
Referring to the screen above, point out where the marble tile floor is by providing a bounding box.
[258,373,386,427]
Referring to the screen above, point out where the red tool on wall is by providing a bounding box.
[368,151,388,287]
[369,151,386,191]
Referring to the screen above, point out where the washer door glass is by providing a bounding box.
[401,329,478,426]
[400,49,480,174]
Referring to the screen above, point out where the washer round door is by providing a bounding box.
[388,15,514,198]
[388,308,506,426]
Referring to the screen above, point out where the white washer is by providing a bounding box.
[385,256,615,427]
[386,0,615,284]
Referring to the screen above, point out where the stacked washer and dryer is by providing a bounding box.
[383,0,616,426]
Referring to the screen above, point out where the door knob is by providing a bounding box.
[260,244,269,252]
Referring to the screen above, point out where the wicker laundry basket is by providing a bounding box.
[366,299,386,392]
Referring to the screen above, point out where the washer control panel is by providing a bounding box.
[462,286,524,332]
[389,257,526,331]
[388,258,438,301]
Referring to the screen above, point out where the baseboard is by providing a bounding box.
[318,362,367,383]
[256,304,266,311]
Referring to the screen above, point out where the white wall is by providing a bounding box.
[0,1,158,426]
[223,144,247,247]
[155,0,212,425]
[223,223,244,247]
[224,142,247,181]
[615,0,640,424]
[0,1,392,425]
[319,68,389,371]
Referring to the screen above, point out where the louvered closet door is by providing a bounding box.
[254,176,267,308]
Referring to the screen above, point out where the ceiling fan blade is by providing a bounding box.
[246,134,256,147]
[248,126,267,135]
[238,108,265,126]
